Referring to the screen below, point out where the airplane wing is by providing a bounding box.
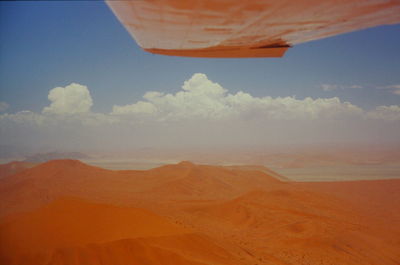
[106,0,400,58]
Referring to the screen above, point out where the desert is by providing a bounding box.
[0,159,399,265]
[2,1,400,264]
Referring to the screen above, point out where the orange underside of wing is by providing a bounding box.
[145,46,288,58]
[107,0,400,58]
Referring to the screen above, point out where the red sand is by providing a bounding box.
[0,159,399,264]
[0,161,35,179]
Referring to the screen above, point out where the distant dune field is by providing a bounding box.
[273,164,400,181]
[0,159,399,265]
[83,158,400,181]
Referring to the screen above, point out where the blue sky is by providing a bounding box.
[0,1,399,151]
[1,0,399,114]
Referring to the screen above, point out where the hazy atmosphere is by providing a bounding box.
[1,1,400,265]
[1,1,400,153]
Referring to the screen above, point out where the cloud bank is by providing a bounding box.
[367,105,400,121]
[114,73,363,121]
[1,73,399,151]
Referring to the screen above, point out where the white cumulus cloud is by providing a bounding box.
[42,83,93,115]
[112,101,157,115]
[112,73,363,121]
[1,74,400,151]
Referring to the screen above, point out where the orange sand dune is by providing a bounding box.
[0,160,283,216]
[0,161,35,179]
[146,162,282,200]
[225,165,290,181]
[173,188,400,264]
[0,159,400,265]
[0,197,245,265]
[300,179,400,224]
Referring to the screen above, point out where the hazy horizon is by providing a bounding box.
[1,1,399,154]
[1,2,400,264]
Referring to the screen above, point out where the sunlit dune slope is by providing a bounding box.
[146,161,282,200]
[0,197,244,265]
[300,179,400,224]
[225,165,290,181]
[178,188,400,265]
[0,161,35,179]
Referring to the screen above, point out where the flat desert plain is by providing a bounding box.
[0,159,399,265]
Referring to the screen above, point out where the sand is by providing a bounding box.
[0,159,399,265]
[0,161,35,179]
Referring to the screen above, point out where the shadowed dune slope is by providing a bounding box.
[0,197,188,252]
[0,197,244,265]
